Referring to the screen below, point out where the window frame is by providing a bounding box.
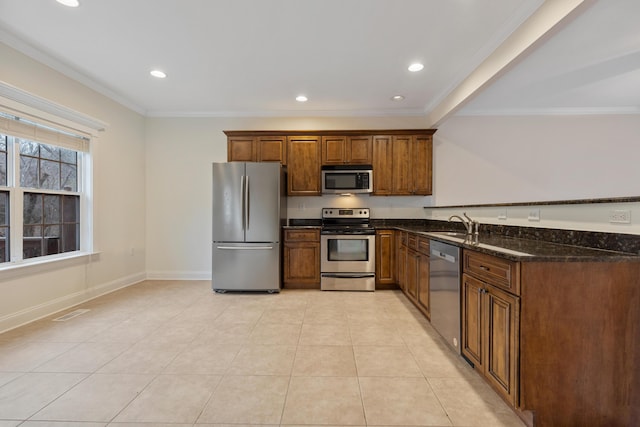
[1,134,89,265]
[0,81,104,271]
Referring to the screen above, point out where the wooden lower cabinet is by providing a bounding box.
[283,228,320,288]
[396,231,430,318]
[462,272,519,407]
[416,251,430,317]
[406,249,419,299]
[375,229,396,288]
[396,231,407,292]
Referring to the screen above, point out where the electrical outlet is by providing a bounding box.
[528,209,540,222]
[498,209,507,220]
[609,210,631,224]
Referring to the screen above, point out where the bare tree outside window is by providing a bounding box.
[19,140,80,259]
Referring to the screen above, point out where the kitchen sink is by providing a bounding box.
[425,231,470,242]
[425,231,533,257]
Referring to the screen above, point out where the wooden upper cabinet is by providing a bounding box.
[227,136,286,164]
[227,136,255,162]
[321,136,347,164]
[287,136,321,196]
[391,135,413,195]
[225,130,434,196]
[257,136,286,164]
[372,135,393,195]
[347,136,372,164]
[321,135,372,165]
[375,134,433,196]
[412,135,432,195]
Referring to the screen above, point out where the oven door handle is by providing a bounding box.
[321,273,376,279]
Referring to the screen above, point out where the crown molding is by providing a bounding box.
[0,80,109,135]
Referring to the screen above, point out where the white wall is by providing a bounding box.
[0,43,147,332]
[144,116,428,279]
[430,114,640,235]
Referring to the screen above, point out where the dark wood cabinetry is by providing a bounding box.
[375,229,396,288]
[462,250,520,407]
[225,130,435,196]
[283,228,320,289]
[396,231,430,318]
[227,135,287,164]
[286,136,321,196]
[372,136,393,195]
[372,134,433,195]
[321,135,372,165]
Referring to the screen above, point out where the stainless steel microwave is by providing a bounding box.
[321,165,373,194]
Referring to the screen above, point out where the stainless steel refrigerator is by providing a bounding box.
[212,162,286,293]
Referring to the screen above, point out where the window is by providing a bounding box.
[0,116,88,264]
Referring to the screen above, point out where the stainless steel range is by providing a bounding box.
[320,208,376,291]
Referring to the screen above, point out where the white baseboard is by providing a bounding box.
[0,271,146,334]
[146,270,212,280]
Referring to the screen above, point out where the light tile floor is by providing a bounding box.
[0,280,526,426]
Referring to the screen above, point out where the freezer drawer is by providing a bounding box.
[212,242,281,292]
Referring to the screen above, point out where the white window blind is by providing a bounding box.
[0,113,89,152]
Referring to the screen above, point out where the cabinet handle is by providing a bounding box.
[479,265,490,271]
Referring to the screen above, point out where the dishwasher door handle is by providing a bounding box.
[431,249,457,263]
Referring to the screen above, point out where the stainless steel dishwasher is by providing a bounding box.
[429,240,461,353]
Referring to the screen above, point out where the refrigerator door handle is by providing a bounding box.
[240,175,246,230]
[216,245,274,250]
[245,175,250,230]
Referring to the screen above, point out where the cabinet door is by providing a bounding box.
[392,135,412,195]
[372,136,393,195]
[406,249,419,299]
[462,273,484,367]
[417,253,430,317]
[348,136,373,164]
[396,232,407,291]
[375,229,396,286]
[484,285,519,406]
[287,136,321,196]
[412,135,432,195]
[257,136,287,164]
[283,242,320,286]
[321,136,347,165]
[227,136,255,162]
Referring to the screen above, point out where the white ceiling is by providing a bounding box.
[0,0,638,121]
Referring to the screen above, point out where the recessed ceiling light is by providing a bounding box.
[296,95,308,102]
[150,70,167,79]
[408,63,424,72]
[391,95,405,101]
[56,0,80,7]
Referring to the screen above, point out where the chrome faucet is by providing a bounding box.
[448,212,479,236]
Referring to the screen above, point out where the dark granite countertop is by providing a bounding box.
[391,225,640,262]
[286,217,640,262]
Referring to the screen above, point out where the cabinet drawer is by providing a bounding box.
[417,236,430,256]
[284,228,320,242]
[463,250,520,295]
[407,233,418,250]
[400,231,408,246]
